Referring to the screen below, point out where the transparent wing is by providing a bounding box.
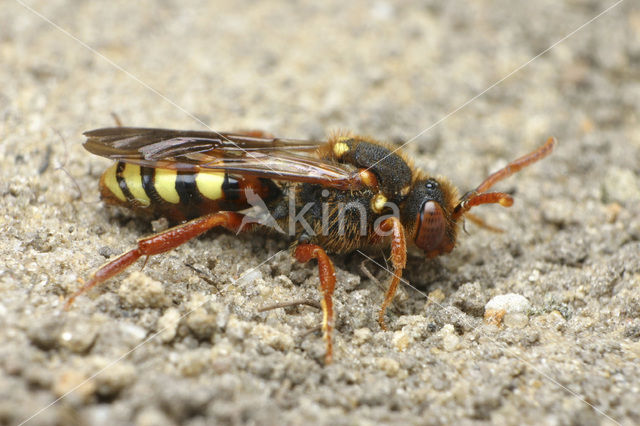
[83,127,362,190]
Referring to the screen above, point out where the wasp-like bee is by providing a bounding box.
[66,127,556,363]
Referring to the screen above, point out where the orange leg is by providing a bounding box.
[464,212,505,233]
[377,216,407,330]
[65,212,248,310]
[293,244,336,365]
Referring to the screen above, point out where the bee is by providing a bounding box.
[65,127,556,364]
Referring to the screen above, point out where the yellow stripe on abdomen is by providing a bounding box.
[195,171,225,200]
[122,164,151,206]
[102,163,126,202]
[154,168,180,204]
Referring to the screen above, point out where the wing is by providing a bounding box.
[83,127,363,190]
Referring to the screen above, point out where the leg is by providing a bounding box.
[377,217,407,330]
[110,112,123,127]
[293,244,336,365]
[65,211,248,309]
[464,212,505,233]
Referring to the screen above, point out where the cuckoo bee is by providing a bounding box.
[66,127,556,364]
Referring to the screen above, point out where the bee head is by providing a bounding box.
[404,178,457,258]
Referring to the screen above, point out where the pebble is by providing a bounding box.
[93,360,136,397]
[251,323,294,352]
[118,322,148,346]
[353,328,372,345]
[186,308,217,341]
[485,294,531,313]
[393,331,410,352]
[53,370,96,403]
[440,324,460,352]
[236,268,263,287]
[117,271,169,308]
[603,167,640,203]
[530,310,566,330]
[177,349,211,377]
[484,294,531,326]
[428,288,446,305]
[225,315,249,341]
[59,320,98,353]
[391,315,431,351]
[375,357,400,377]
[157,308,181,343]
[503,312,529,329]
[135,407,175,426]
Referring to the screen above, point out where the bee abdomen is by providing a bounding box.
[99,162,278,219]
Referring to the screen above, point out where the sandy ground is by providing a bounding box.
[2,0,640,425]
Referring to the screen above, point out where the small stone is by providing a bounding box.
[135,407,174,426]
[225,315,249,341]
[251,323,294,352]
[93,360,136,397]
[157,308,181,343]
[396,315,431,343]
[353,328,372,345]
[118,271,169,308]
[485,293,531,313]
[442,333,460,352]
[59,320,98,353]
[531,310,566,330]
[211,341,235,359]
[177,349,211,377]
[440,324,460,352]
[53,370,96,403]
[484,294,532,326]
[392,330,410,352]
[370,1,394,21]
[376,357,400,377]
[236,268,263,286]
[484,309,507,326]
[528,269,541,282]
[427,288,445,305]
[118,322,148,346]
[603,167,640,203]
[606,202,622,223]
[150,217,169,233]
[185,292,209,311]
[503,312,529,328]
[186,308,217,341]
[84,405,112,426]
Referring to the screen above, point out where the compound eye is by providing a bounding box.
[415,201,446,253]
